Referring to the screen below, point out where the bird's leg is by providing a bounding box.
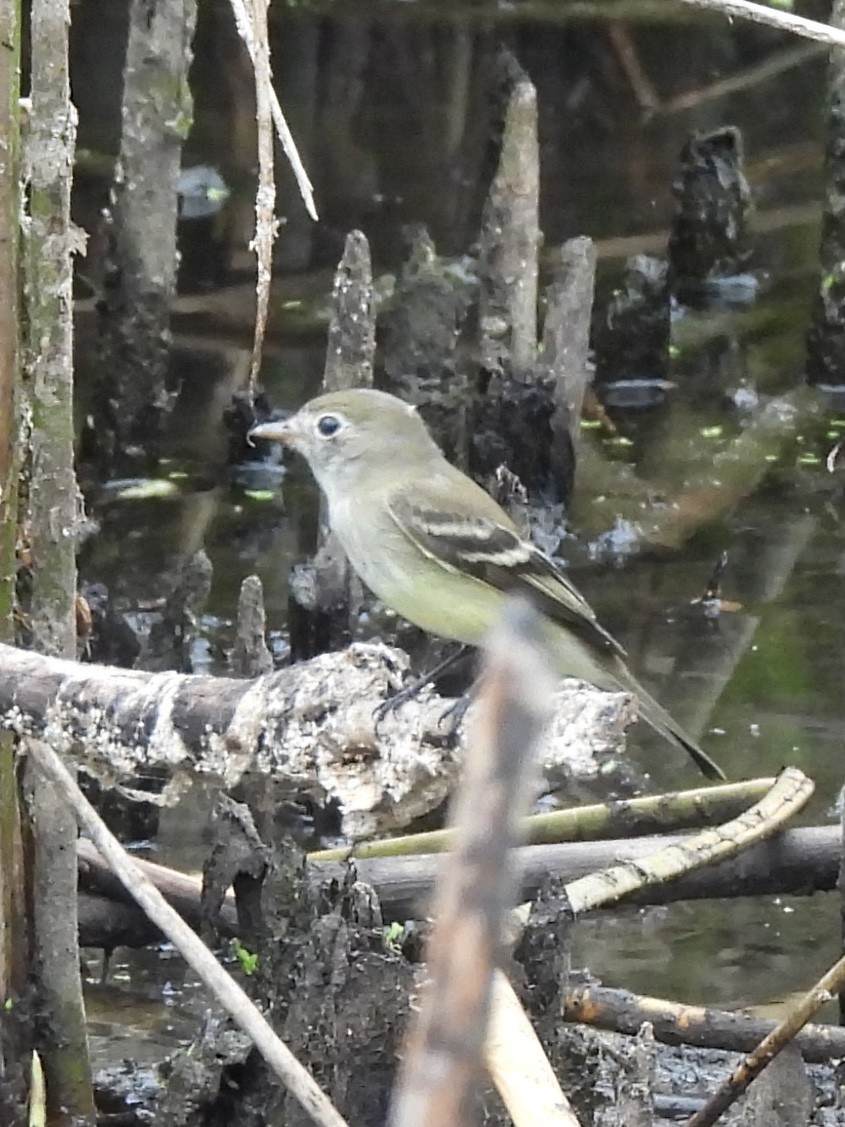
[374,644,475,728]
[436,682,477,739]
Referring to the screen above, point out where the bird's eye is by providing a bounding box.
[316,414,342,437]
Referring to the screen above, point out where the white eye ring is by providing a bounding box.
[316,414,342,438]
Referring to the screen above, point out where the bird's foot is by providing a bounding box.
[436,689,474,741]
[374,674,432,728]
[373,645,473,732]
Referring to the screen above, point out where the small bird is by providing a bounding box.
[249,388,725,780]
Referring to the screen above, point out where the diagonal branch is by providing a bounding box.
[228,0,318,220]
[27,737,350,1127]
[677,0,845,48]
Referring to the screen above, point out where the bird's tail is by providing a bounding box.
[610,659,726,781]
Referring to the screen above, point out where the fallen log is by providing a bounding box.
[1,640,633,838]
[335,825,840,920]
[562,984,845,1063]
[78,838,238,948]
[78,825,839,946]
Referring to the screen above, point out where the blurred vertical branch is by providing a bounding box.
[388,599,556,1127]
[23,0,95,1119]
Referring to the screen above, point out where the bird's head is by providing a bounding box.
[248,388,437,496]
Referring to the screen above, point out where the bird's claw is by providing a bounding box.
[373,680,422,732]
[436,691,473,739]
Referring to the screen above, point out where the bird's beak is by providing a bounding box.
[248,416,299,447]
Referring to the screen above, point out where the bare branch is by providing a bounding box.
[228,0,318,221]
[678,0,845,48]
[246,0,276,390]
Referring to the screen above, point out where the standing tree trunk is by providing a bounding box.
[93,0,198,466]
[23,0,95,1121]
[0,5,30,1124]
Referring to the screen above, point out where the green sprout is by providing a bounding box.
[231,939,259,976]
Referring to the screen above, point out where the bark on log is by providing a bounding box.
[332,825,840,921]
[78,825,839,948]
[0,641,632,839]
[562,984,845,1064]
[77,838,238,943]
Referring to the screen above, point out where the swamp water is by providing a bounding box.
[70,0,845,1066]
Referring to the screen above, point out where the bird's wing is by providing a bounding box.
[386,482,626,659]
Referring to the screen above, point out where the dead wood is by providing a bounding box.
[688,937,845,1127]
[232,575,274,678]
[93,0,198,460]
[0,640,632,839]
[332,826,840,922]
[563,768,813,915]
[77,837,238,943]
[30,736,351,1127]
[477,52,539,379]
[287,230,373,663]
[563,984,845,1064]
[78,825,840,950]
[389,600,555,1127]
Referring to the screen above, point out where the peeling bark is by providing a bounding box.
[0,641,633,839]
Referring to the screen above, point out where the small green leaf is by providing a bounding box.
[383,922,406,952]
[231,939,259,975]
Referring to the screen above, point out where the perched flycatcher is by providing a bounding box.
[250,388,725,780]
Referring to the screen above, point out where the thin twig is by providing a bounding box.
[677,0,845,49]
[607,21,661,111]
[246,0,276,392]
[228,0,318,221]
[25,737,350,1127]
[659,41,824,116]
[687,949,845,1126]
